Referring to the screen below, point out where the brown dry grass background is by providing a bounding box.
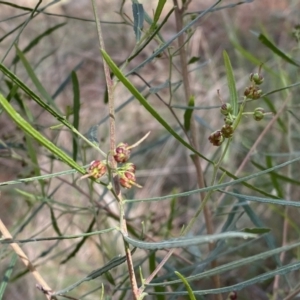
[1,0,300,299]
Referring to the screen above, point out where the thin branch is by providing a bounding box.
[0,216,56,300]
[90,1,138,298]
[172,1,221,298]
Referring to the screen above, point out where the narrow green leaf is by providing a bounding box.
[126,0,222,75]
[222,190,300,208]
[132,3,144,41]
[175,271,196,300]
[100,49,206,160]
[24,134,44,191]
[184,95,194,131]
[153,0,167,24]
[263,96,286,132]
[149,0,167,33]
[60,218,95,264]
[71,71,80,162]
[104,271,115,286]
[12,22,66,65]
[15,46,60,112]
[252,160,300,186]
[223,50,238,115]
[237,194,284,272]
[148,240,300,287]
[0,94,85,174]
[122,232,256,250]
[0,253,17,299]
[128,6,174,63]
[188,56,200,65]
[243,228,271,234]
[149,252,165,299]
[50,207,62,237]
[257,33,300,67]
[101,50,285,199]
[166,194,177,236]
[149,261,300,296]
[52,61,83,99]
[266,155,284,198]
[0,62,106,156]
[54,250,135,296]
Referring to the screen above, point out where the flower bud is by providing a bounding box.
[244,86,262,100]
[221,124,234,138]
[118,162,141,188]
[208,130,224,146]
[250,72,264,85]
[119,171,136,189]
[229,291,237,300]
[87,160,107,179]
[224,116,234,125]
[114,142,130,163]
[253,107,265,121]
[220,103,233,116]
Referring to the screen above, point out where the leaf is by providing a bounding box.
[0,62,106,156]
[12,22,66,65]
[184,95,195,131]
[0,253,17,299]
[149,260,300,296]
[100,49,206,160]
[149,252,166,298]
[243,228,271,234]
[132,3,144,42]
[50,207,62,237]
[0,94,85,175]
[122,232,256,250]
[188,56,201,64]
[266,155,284,198]
[71,71,80,162]
[148,240,300,287]
[222,190,300,208]
[60,218,95,264]
[257,33,300,67]
[152,0,167,27]
[52,61,83,99]
[223,50,238,115]
[15,45,60,112]
[54,249,135,296]
[175,272,196,300]
[126,0,222,75]
[101,50,286,199]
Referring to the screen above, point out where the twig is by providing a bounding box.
[0,216,56,300]
[90,0,138,298]
[172,1,221,299]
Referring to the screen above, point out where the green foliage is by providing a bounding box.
[1,1,300,299]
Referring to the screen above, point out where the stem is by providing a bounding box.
[91,1,138,298]
[172,1,221,298]
[0,217,56,300]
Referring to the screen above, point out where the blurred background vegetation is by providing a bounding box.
[1,0,300,299]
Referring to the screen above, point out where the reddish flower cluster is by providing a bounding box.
[208,102,235,147]
[87,160,107,179]
[114,143,141,189]
[113,142,131,163]
[209,68,266,146]
[119,163,140,189]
